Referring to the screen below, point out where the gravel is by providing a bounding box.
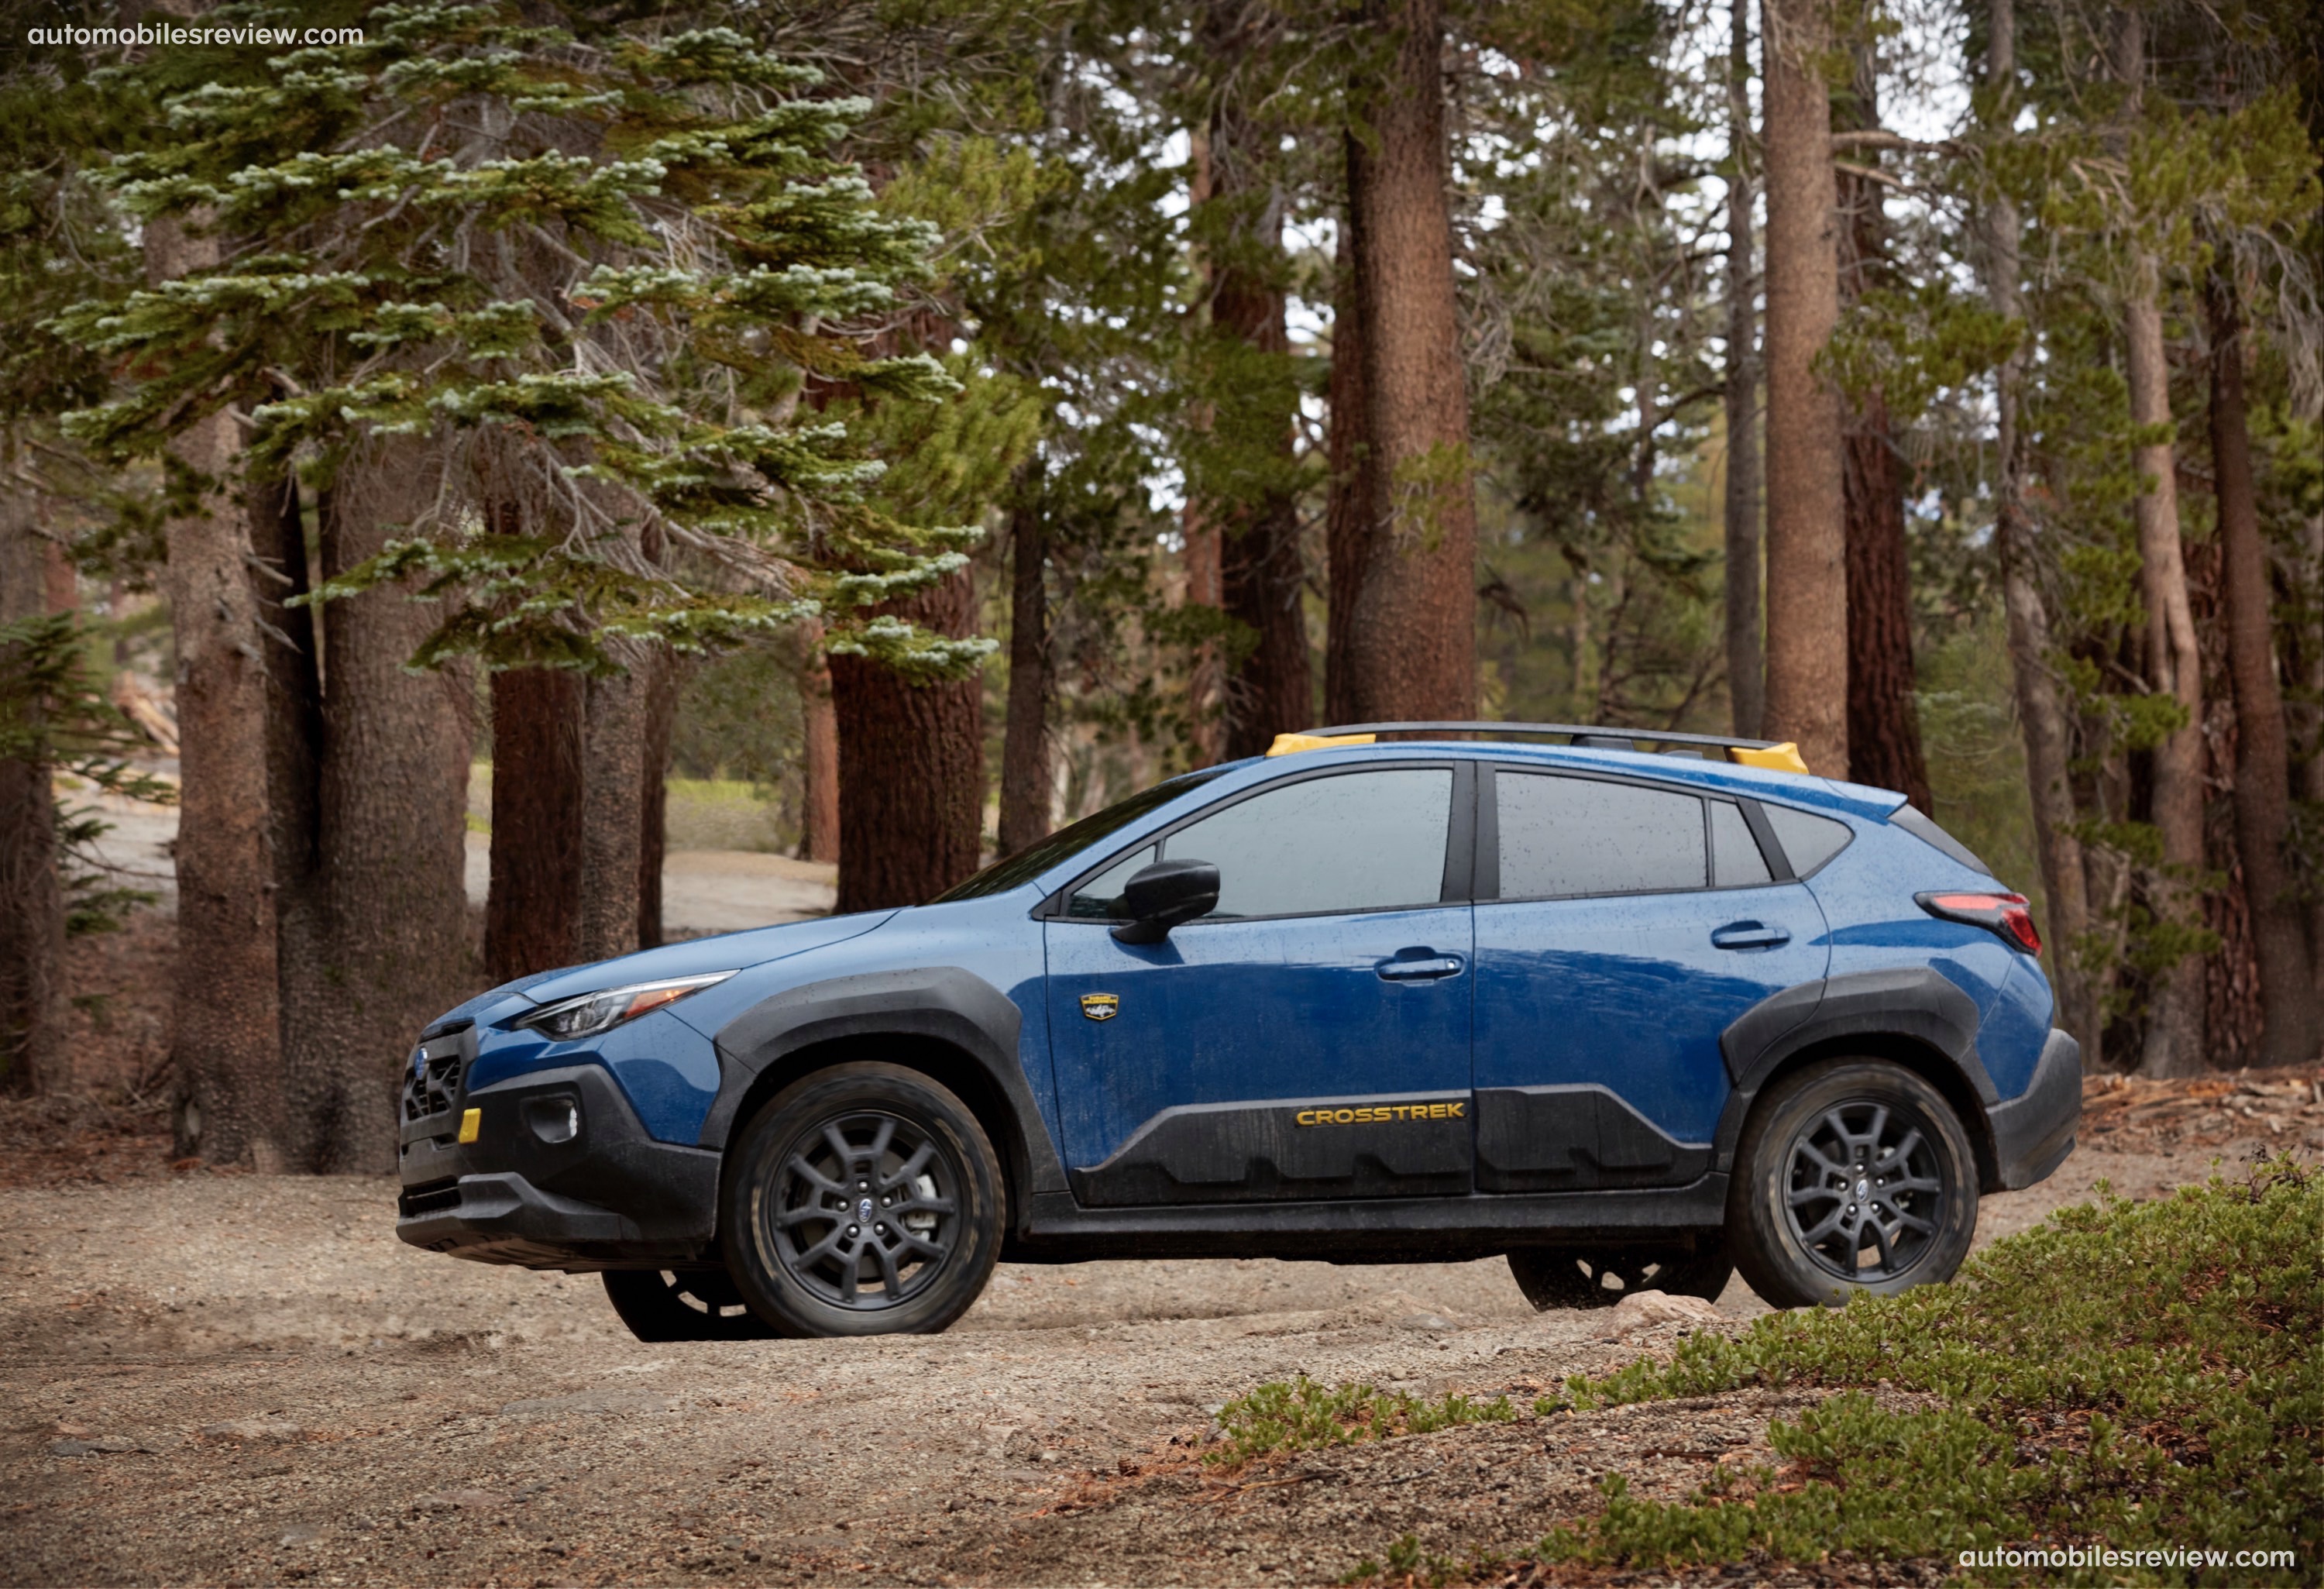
[0,1129,2288,1587]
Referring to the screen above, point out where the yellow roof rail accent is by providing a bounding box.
[1265,731,1377,757]
[1728,741,1811,775]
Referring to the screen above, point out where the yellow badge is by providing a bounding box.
[1080,992,1119,1022]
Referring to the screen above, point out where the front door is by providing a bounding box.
[1044,763,1476,1206]
[1470,769,1830,1191]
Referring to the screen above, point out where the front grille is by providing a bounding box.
[402,1052,462,1123]
[399,1178,462,1218]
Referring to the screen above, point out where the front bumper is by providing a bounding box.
[397,1035,719,1270]
[1987,1027,2081,1190]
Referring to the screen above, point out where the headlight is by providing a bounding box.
[514,972,736,1042]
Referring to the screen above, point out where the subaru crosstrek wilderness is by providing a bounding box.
[397,723,2080,1340]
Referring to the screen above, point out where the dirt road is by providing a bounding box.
[4,1112,2302,1589]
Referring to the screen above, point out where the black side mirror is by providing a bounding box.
[1110,858,1220,944]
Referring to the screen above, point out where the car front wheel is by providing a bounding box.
[1730,1057,1978,1309]
[602,1267,778,1341]
[720,1061,1004,1338]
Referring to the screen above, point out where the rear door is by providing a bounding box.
[1470,768,1829,1191]
[1043,762,1477,1206]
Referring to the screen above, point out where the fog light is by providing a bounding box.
[526,1096,580,1145]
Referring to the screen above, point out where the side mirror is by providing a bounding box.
[1110,858,1220,944]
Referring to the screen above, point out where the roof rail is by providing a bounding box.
[1264,721,1812,775]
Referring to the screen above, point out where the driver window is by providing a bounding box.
[1064,845,1155,919]
[1163,769,1453,920]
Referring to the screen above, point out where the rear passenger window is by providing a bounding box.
[1763,805,1853,876]
[1496,773,1706,899]
[1710,800,1773,887]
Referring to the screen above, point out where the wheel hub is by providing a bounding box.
[1781,1099,1946,1283]
[761,1109,961,1311]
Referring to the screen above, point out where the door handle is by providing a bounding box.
[1711,920,1789,951]
[1376,954,1464,981]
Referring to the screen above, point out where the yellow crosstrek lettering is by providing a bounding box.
[1290,1099,1467,1126]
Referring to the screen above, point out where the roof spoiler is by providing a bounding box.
[1263,721,1812,776]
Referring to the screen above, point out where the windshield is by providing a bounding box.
[932,768,1229,903]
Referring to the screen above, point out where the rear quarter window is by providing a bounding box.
[1887,803,1995,876]
[1762,804,1853,878]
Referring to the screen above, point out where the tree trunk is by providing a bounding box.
[830,569,985,913]
[1834,60,1930,810]
[1184,504,1224,763]
[1756,0,1848,774]
[486,666,585,982]
[1340,0,1477,723]
[796,623,840,865]
[1723,0,1765,741]
[638,645,676,951]
[998,485,1053,854]
[249,471,330,1133]
[1324,207,1373,726]
[1984,0,2095,1060]
[290,445,473,1171]
[0,432,64,1095]
[576,663,647,965]
[2209,275,2319,1063]
[1196,12,1313,758]
[2118,15,2206,1078]
[148,215,286,1169]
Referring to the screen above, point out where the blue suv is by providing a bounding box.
[396,724,2081,1339]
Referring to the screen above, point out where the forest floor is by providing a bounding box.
[2,1064,2316,1588]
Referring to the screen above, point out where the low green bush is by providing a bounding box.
[1208,1376,1518,1469]
[1521,1160,2321,1584]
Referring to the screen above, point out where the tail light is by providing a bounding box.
[1916,891,2041,954]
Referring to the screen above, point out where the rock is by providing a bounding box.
[1394,1312,1455,1332]
[50,1436,136,1457]
[279,1524,324,1548]
[414,1488,504,1512]
[1000,1427,1045,1463]
[200,1418,303,1443]
[1607,1289,1724,1329]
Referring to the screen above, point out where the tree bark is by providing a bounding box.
[1184,500,1224,762]
[1757,0,1848,774]
[2117,15,2206,1078]
[486,666,585,982]
[148,215,286,1169]
[290,445,473,1171]
[1724,0,1765,741]
[2208,275,2319,1063]
[1196,6,1313,759]
[1324,205,1373,726]
[830,569,985,913]
[1834,58,1931,810]
[576,663,647,965]
[796,622,840,865]
[638,645,676,951]
[1984,0,2095,1060]
[998,484,1053,854]
[0,432,64,1095]
[1340,0,1477,723]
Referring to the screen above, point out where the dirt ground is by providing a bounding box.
[4,1071,2315,1589]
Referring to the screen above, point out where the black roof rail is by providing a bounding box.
[1266,721,1813,772]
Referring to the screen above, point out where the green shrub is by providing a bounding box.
[1208,1376,1518,1469]
[1522,1161,2321,1584]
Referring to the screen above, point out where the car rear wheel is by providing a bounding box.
[1730,1057,1978,1309]
[601,1267,777,1341]
[720,1062,1005,1338]
[1508,1241,1733,1310]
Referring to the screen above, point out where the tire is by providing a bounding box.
[1729,1057,1979,1309]
[1508,1240,1733,1310]
[720,1061,1005,1338]
[601,1267,778,1342]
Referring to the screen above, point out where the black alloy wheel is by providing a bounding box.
[721,1062,1003,1337]
[601,1267,777,1341]
[1508,1241,1732,1310]
[1730,1057,1979,1309]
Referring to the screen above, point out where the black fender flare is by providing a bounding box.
[1712,965,1999,1178]
[696,966,1070,1206]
